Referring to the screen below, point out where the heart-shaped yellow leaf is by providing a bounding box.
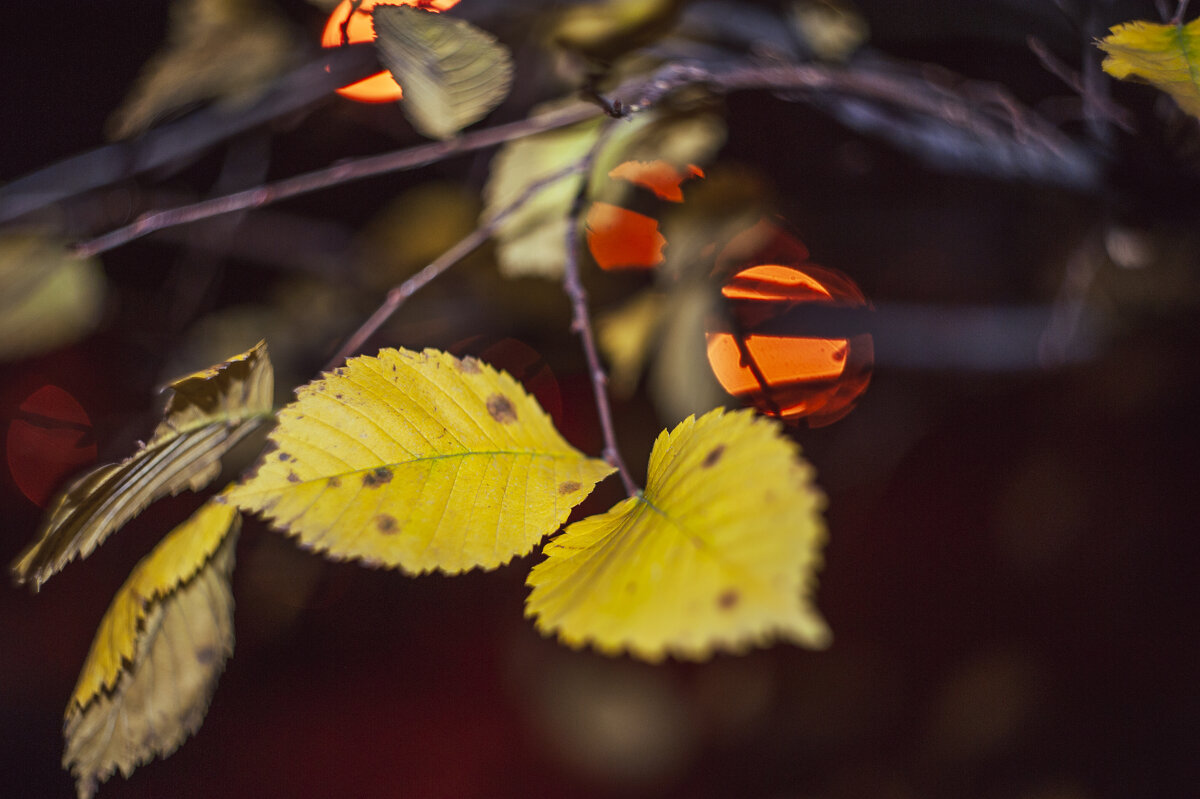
[526,408,830,661]
[64,502,239,799]
[12,341,273,590]
[227,347,615,574]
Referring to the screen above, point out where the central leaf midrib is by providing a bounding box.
[275,449,572,490]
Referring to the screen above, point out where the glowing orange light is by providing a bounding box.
[706,259,873,427]
[322,0,461,103]
[585,160,704,271]
[6,385,97,507]
[606,161,704,202]
[586,202,667,271]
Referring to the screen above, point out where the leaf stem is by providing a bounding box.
[322,160,587,371]
[561,120,640,497]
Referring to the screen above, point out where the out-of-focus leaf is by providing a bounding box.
[526,408,830,661]
[597,290,666,397]
[227,348,615,575]
[789,0,868,61]
[64,509,239,799]
[11,342,273,591]
[551,0,681,57]
[373,4,514,139]
[1098,16,1200,120]
[649,282,728,423]
[359,181,481,290]
[0,231,105,361]
[108,0,295,139]
[483,105,725,278]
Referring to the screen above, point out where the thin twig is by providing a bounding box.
[1172,0,1191,25]
[560,120,640,497]
[1027,35,1136,134]
[74,103,601,258]
[69,59,1097,258]
[322,160,587,371]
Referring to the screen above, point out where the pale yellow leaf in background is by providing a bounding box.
[790,0,869,62]
[373,5,514,140]
[648,283,728,424]
[11,342,273,590]
[597,290,666,397]
[551,0,678,53]
[1098,16,1200,119]
[68,499,240,711]
[526,408,830,661]
[64,523,238,799]
[483,105,725,278]
[227,348,615,574]
[107,0,295,139]
[0,231,106,361]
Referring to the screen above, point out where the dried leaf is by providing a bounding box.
[0,231,105,361]
[526,408,830,661]
[227,348,615,575]
[64,508,238,799]
[373,4,514,139]
[107,0,295,139]
[1098,16,1200,119]
[11,342,273,590]
[483,106,725,278]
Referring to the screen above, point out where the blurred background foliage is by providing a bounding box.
[1,0,1198,797]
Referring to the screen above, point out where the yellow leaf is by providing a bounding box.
[0,230,105,361]
[790,0,869,62]
[68,498,240,711]
[483,104,725,278]
[373,5,514,140]
[107,0,295,139]
[597,290,666,397]
[11,341,273,590]
[526,408,830,661]
[64,510,239,799]
[227,347,615,574]
[1098,16,1200,119]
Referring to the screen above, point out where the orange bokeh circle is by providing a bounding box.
[706,262,873,427]
[322,0,461,103]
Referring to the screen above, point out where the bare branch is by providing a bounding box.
[74,102,600,259]
[322,160,588,371]
[560,121,640,497]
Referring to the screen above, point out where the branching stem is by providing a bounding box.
[561,120,640,497]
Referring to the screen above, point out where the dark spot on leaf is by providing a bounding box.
[287,471,301,483]
[558,481,581,495]
[458,356,482,374]
[702,445,725,468]
[363,467,393,487]
[327,476,341,488]
[375,514,398,534]
[278,452,294,462]
[260,441,279,458]
[195,646,218,665]
[717,589,739,610]
[335,393,344,400]
[487,394,517,424]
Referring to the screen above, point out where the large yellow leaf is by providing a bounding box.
[11,341,273,590]
[526,408,830,661]
[0,230,106,361]
[226,347,615,574]
[482,104,725,278]
[1098,16,1200,119]
[64,509,239,799]
[373,4,514,140]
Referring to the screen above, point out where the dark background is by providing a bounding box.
[2,1,1198,798]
